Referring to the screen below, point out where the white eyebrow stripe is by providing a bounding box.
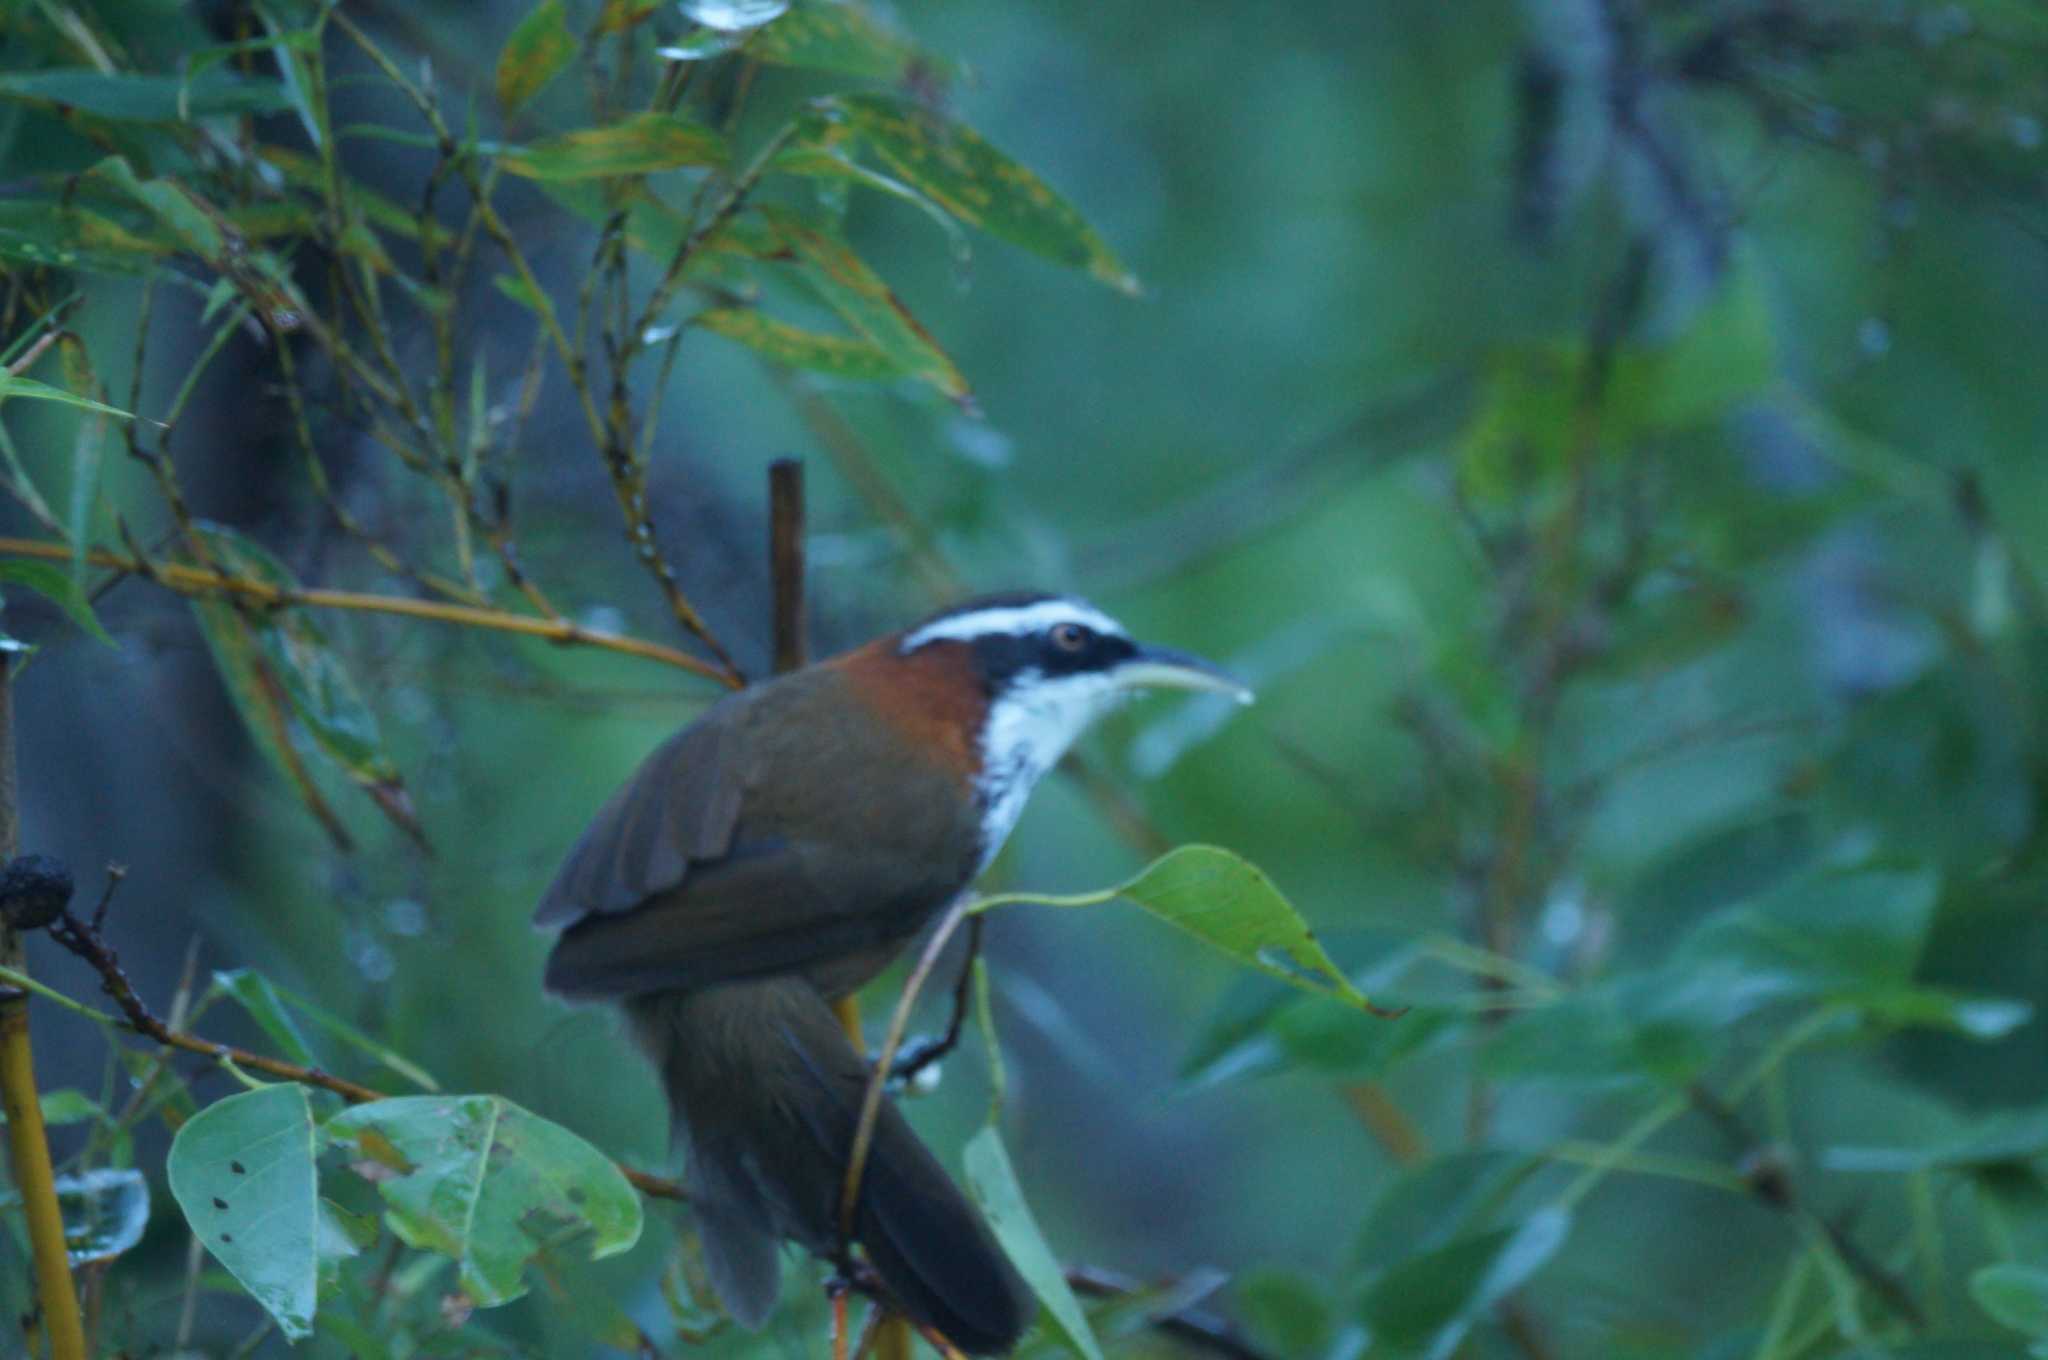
[900,599,1125,652]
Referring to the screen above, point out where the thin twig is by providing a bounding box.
[839,896,975,1241]
[0,535,734,682]
[37,905,689,1203]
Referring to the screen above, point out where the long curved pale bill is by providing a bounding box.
[1113,645,1255,705]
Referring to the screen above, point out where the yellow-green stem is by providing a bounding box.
[0,653,89,1360]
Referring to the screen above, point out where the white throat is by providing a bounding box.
[972,670,1122,870]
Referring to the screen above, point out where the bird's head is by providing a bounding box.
[886,592,1252,865]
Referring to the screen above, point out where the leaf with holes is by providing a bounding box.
[166,1085,319,1340]
[325,1095,641,1307]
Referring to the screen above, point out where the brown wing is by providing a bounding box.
[532,695,746,929]
[535,665,983,1001]
[541,836,955,1000]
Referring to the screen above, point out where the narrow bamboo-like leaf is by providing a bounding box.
[496,1,577,113]
[500,112,726,180]
[325,1095,642,1307]
[185,522,425,847]
[759,206,970,402]
[85,156,225,258]
[211,969,320,1069]
[775,126,970,263]
[0,373,136,420]
[0,68,291,121]
[166,1085,319,1340]
[258,978,441,1091]
[749,1,947,81]
[0,560,114,644]
[964,1126,1103,1360]
[817,93,1137,294]
[696,308,907,381]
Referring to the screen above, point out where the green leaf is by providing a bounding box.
[0,373,136,421]
[259,977,441,1092]
[696,307,907,382]
[1974,1264,2048,1338]
[166,1085,319,1341]
[500,112,726,180]
[496,1,577,113]
[1354,1152,1544,1275]
[963,1125,1103,1360]
[1825,1106,2048,1175]
[211,969,320,1069]
[0,68,292,122]
[83,156,230,260]
[1357,1210,1570,1360]
[759,207,971,403]
[1678,865,1941,1005]
[0,559,114,644]
[989,844,1393,1016]
[325,1095,642,1307]
[185,522,425,847]
[1608,256,1777,436]
[749,1,947,81]
[815,94,1138,294]
[1233,1269,1333,1358]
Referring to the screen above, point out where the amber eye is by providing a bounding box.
[1050,622,1090,652]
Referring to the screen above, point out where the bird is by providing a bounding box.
[534,592,1253,1353]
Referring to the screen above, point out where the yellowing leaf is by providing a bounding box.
[816,93,1137,294]
[696,307,907,381]
[501,112,726,180]
[496,1,577,114]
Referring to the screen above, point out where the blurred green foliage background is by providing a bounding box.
[3,0,2048,1356]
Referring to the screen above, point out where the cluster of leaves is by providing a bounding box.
[0,0,1134,853]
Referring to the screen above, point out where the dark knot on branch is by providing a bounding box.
[0,854,74,931]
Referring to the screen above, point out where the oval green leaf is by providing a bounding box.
[1118,845,1392,1015]
[1974,1264,2048,1339]
[166,1085,320,1341]
[325,1095,642,1307]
